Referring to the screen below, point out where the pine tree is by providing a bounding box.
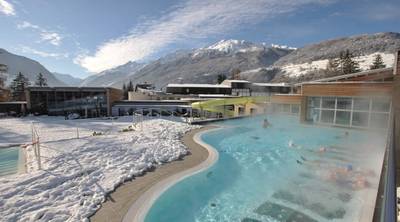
[370,54,386,70]
[10,72,30,101]
[339,50,360,74]
[326,58,340,74]
[122,83,128,100]
[217,74,227,84]
[127,81,134,92]
[35,73,48,87]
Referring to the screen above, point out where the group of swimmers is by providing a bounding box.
[296,155,372,190]
[290,131,374,190]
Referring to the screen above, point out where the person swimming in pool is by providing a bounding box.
[288,140,302,149]
[263,118,271,128]
[335,131,350,139]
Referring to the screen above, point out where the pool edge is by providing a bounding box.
[18,146,27,174]
[121,126,220,222]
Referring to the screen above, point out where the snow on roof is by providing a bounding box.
[221,79,250,83]
[167,83,231,88]
[252,82,290,87]
[198,94,238,98]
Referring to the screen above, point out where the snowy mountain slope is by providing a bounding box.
[274,32,400,66]
[192,39,263,57]
[0,48,65,86]
[80,61,145,87]
[280,52,394,78]
[53,72,82,86]
[269,32,400,82]
[110,41,293,88]
[80,32,400,88]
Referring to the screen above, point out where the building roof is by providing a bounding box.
[311,67,393,83]
[113,100,191,107]
[0,101,27,104]
[252,82,290,87]
[221,79,250,83]
[198,94,239,98]
[166,83,231,88]
[26,86,120,91]
[301,81,392,85]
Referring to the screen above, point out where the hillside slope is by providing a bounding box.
[0,48,65,86]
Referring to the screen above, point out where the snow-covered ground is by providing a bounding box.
[281,52,394,77]
[0,116,199,221]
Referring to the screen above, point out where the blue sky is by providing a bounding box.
[1,0,399,78]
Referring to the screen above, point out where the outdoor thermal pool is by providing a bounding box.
[145,115,387,222]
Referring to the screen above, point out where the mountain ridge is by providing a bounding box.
[0,48,66,86]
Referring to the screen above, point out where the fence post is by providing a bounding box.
[37,137,41,170]
[76,127,79,139]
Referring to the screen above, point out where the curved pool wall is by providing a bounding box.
[145,115,387,222]
[0,146,20,176]
[123,129,219,222]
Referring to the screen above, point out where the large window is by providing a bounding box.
[273,103,300,116]
[307,96,391,129]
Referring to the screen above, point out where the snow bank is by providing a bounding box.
[0,117,199,221]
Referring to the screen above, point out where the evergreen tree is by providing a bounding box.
[370,54,386,70]
[326,58,340,74]
[127,81,134,92]
[217,74,227,84]
[35,73,48,87]
[122,83,128,100]
[339,50,360,74]
[10,72,30,101]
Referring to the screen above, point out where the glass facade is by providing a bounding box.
[29,89,108,117]
[272,103,300,115]
[306,96,391,129]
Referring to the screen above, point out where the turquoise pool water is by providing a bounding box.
[0,146,19,176]
[145,115,387,222]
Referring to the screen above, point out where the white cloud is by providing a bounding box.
[0,0,15,16]
[76,0,334,73]
[17,21,63,46]
[17,21,40,29]
[40,32,62,46]
[20,46,69,59]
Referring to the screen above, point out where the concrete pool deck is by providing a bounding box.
[90,125,219,222]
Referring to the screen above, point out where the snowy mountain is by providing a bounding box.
[270,32,400,82]
[76,32,400,88]
[0,48,66,86]
[52,72,82,86]
[109,41,293,88]
[80,61,145,87]
[192,39,264,57]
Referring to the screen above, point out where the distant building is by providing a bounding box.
[0,64,10,102]
[165,83,232,95]
[0,88,11,102]
[251,83,292,96]
[220,80,252,96]
[112,100,192,117]
[0,64,8,88]
[0,101,27,116]
[128,83,177,101]
[25,87,123,117]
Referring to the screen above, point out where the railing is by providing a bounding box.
[376,114,397,222]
